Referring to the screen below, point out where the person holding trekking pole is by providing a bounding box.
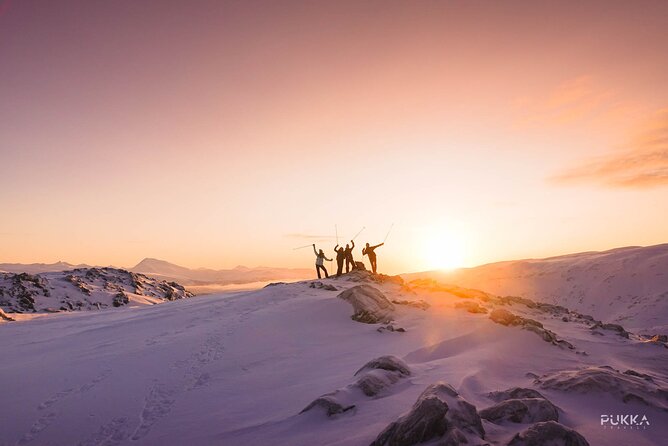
[344,240,355,273]
[333,244,346,277]
[362,242,384,274]
[313,244,332,279]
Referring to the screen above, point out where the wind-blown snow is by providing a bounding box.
[0,272,666,445]
[406,244,668,333]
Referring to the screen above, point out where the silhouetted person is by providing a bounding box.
[334,244,346,277]
[362,242,384,274]
[344,240,355,273]
[313,244,332,279]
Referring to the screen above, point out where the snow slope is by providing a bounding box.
[0,272,666,446]
[406,244,668,333]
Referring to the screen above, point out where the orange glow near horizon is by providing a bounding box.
[1,1,668,275]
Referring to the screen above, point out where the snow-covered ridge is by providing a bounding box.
[0,270,666,445]
[0,267,193,313]
[0,258,314,289]
[406,243,668,333]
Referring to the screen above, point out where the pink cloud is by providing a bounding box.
[553,109,668,188]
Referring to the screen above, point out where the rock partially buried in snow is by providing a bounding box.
[309,281,338,291]
[487,387,547,402]
[370,382,485,446]
[590,322,630,338]
[507,421,589,446]
[338,285,394,324]
[489,308,575,349]
[354,355,411,377]
[455,300,488,314]
[479,398,559,424]
[535,366,668,411]
[299,395,355,416]
[353,356,411,397]
[301,356,411,415]
[377,324,406,333]
[370,393,449,446]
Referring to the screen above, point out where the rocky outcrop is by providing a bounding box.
[534,366,668,411]
[370,393,448,446]
[301,356,411,416]
[112,292,129,307]
[480,398,559,424]
[370,382,485,446]
[590,322,630,338]
[343,270,404,285]
[299,395,355,416]
[507,421,589,446]
[338,285,394,324]
[455,300,488,314]
[309,281,338,291]
[0,268,193,314]
[377,324,406,333]
[489,309,574,349]
[353,356,411,397]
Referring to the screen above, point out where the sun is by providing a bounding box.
[421,230,467,271]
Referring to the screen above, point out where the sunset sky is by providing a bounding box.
[1,1,668,274]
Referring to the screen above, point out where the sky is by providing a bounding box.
[1,0,668,274]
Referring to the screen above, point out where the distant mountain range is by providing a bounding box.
[405,243,668,333]
[0,258,313,287]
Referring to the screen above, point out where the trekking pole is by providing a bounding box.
[335,224,339,246]
[383,223,394,243]
[292,244,312,250]
[351,226,365,241]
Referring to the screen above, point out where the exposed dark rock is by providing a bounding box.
[507,421,589,446]
[377,324,406,333]
[370,394,449,446]
[479,398,559,424]
[370,382,485,446]
[338,285,394,324]
[489,309,574,349]
[420,383,485,438]
[112,292,129,307]
[309,281,338,291]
